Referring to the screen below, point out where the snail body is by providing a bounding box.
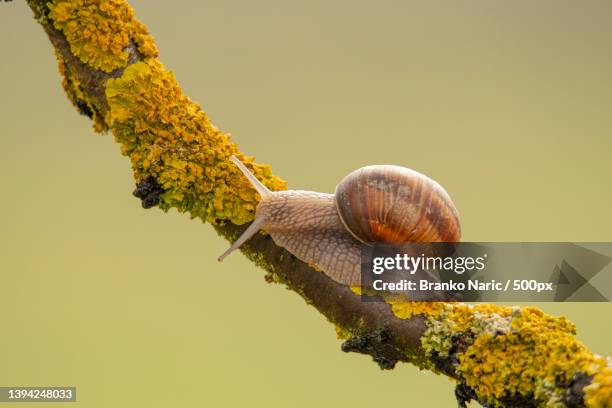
[218,156,460,286]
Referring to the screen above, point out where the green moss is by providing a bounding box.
[48,0,158,73]
[105,60,286,225]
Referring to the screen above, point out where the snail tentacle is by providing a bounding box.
[218,215,267,262]
[218,155,273,261]
[229,155,272,199]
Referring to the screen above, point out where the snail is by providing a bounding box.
[218,155,461,286]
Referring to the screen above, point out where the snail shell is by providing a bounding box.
[218,156,460,286]
[335,165,461,244]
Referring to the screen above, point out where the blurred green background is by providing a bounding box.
[1,1,611,407]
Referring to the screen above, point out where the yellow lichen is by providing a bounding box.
[335,325,352,340]
[419,303,607,406]
[389,301,445,319]
[105,60,286,224]
[446,303,516,334]
[49,0,158,73]
[585,364,612,408]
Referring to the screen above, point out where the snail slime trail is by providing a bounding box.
[218,156,461,288]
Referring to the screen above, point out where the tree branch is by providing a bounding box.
[25,1,611,407]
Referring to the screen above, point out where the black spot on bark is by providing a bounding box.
[455,382,483,408]
[431,334,471,376]
[133,177,164,209]
[456,383,541,408]
[75,99,93,118]
[341,327,404,370]
[496,393,538,408]
[557,372,593,408]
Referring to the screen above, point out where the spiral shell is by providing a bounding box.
[334,165,461,244]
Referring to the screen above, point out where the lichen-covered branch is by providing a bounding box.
[25,1,611,407]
